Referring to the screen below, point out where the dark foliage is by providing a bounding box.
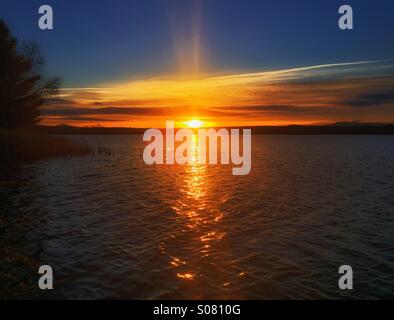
[0,20,60,128]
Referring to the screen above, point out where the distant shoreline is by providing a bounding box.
[35,123,394,135]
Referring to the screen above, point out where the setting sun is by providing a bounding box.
[186,119,203,128]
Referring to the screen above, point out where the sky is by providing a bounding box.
[1,0,394,127]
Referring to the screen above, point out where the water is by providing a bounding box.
[1,135,394,299]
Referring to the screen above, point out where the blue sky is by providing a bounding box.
[1,0,394,86]
[1,0,394,127]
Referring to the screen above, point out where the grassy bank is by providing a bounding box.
[0,130,93,165]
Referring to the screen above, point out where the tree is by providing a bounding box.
[0,20,60,129]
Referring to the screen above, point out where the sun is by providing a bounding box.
[185,119,203,128]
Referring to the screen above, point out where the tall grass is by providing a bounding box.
[0,130,93,165]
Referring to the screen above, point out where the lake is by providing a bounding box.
[1,135,393,299]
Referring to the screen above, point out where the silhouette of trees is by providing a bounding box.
[0,20,60,129]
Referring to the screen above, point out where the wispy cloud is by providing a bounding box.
[41,60,394,127]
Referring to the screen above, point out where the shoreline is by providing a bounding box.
[35,124,394,135]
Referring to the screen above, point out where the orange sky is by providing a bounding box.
[40,60,394,127]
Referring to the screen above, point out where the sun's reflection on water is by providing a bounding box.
[169,134,227,282]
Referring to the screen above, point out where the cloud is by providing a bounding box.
[42,106,168,116]
[55,116,120,122]
[41,105,240,117]
[340,90,394,107]
[40,61,394,126]
[219,104,331,114]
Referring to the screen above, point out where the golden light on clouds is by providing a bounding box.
[40,60,394,127]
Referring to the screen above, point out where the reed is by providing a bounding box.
[0,130,93,165]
